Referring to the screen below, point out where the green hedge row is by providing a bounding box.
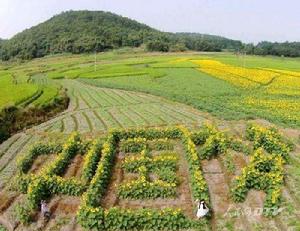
[77,127,210,230]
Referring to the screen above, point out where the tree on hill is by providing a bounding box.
[1,10,298,60]
[0,11,246,60]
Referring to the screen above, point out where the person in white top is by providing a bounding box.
[196,199,209,218]
[41,200,51,220]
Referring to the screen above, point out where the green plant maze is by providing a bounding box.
[13,123,293,230]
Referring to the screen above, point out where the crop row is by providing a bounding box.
[10,123,292,228]
[231,124,292,216]
[76,126,210,230]
[11,127,208,229]
[36,101,203,133]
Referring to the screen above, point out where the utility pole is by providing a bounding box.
[94,49,97,72]
[94,12,97,72]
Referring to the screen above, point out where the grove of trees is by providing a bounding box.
[0,11,299,60]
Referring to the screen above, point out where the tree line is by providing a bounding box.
[0,11,299,60]
[243,41,300,57]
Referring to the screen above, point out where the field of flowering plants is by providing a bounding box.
[1,50,300,129]
[0,121,299,231]
[0,50,299,231]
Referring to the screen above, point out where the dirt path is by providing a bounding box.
[63,154,84,179]
[201,158,234,230]
[29,154,57,174]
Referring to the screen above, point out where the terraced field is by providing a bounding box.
[1,109,299,231]
[0,79,209,189]
[0,51,300,231]
[35,79,208,133]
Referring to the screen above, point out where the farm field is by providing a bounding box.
[0,71,61,111]
[0,50,299,231]
[2,51,300,128]
[0,116,299,231]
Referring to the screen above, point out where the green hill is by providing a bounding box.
[0,10,242,60]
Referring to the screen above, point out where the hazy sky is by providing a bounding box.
[0,0,299,43]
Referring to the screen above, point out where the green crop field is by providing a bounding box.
[0,50,299,231]
[0,73,39,109]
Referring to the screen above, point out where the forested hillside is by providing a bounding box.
[0,10,299,60]
[0,11,242,60]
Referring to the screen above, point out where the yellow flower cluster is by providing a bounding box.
[263,68,300,77]
[82,140,99,169]
[246,124,291,161]
[192,59,276,88]
[125,152,177,164]
[179,126,209,201]
[231,148,285,211]
[39,132,81,176]
[120,176,176,189]
[242,97,300,124]
[265,74,300,96]
[270,188,281,204]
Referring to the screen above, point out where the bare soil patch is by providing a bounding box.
[29,154,57,174]
[63,154,84,179]
[32,196,81,231]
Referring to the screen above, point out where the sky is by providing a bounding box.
[0,0,299,43]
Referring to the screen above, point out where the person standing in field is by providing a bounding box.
[196,199,209,218]
[41,200,51,220]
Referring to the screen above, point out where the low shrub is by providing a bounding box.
[83,132,119,207]
[119,148,179,199]
[117,127,182,140]
[231,148,284,216]
[222,151,236,174]
[122,150,178,173]
[118,176,177,199]
[14,201,32,225]
[148,138,174,151]
[77,206,201,231]
[81,140,103,183]
[229,138,252,155]
[199,131,229,159]
[179,126,210,203]
[191,123,217,145]
[119,137,147,153]
[17,143,62,173]
[246,124,291,161]
[39,132,81,176]
[25,174,86,209]
[16,133,85,210]
[155,167,178,184]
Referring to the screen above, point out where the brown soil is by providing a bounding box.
[239,190,273,229]
[101,142,196,219]
[281,128,300,141]
[0,191,18,214]
[29,154,57,174]
[31,196,81,231]
[201,154,279,231]
[63,154,84,179]
[0,194,25,231]
[46,196,81,215]
[201,159,231,215]
[0,191,20,231]
[231,151,249,177]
